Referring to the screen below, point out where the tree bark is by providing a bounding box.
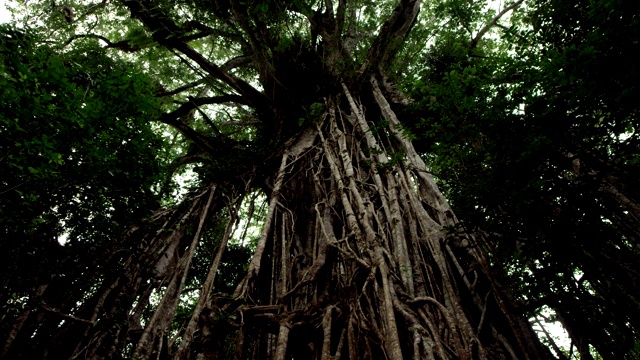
[207,80,553,359]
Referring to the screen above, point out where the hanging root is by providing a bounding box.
[98,81,549,360]
[205,81,548,359]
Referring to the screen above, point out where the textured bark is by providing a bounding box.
[176,81,551,359]
[0,87,552,360]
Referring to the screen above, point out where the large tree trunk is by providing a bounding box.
[0,76,552,360]
[178,77,551,359]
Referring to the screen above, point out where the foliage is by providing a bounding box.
[401,0,640,357]
[0,24,166,313]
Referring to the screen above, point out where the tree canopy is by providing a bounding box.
[1,0,638,359]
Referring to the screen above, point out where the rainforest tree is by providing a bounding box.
[1,0,636,359]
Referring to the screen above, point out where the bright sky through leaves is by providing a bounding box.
[0,1,10,24]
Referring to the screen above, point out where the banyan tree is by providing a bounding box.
[1,0,562,359]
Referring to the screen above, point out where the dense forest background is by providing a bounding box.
[1,0,639,359]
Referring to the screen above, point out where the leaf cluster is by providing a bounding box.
[0,25,167,299]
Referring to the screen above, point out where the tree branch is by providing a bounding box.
[221,55,253,72]
[217,120,261,127]
[72,0,109,24]
[31,296,94,325]
[123,0,269,109]
[178,31,213,43]
[361,0,422,73]
[161,95,252,155]
[227,0,275,82]
[169,95,250,119]
[157,79,206,97]
[156,57,252,97]
[160,115,217,155]
[470,0,525,49]
[181,20,252,50]
[62,34,143,52]
[193,104,225,137]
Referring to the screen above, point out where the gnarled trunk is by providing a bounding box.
[181,77,551,359]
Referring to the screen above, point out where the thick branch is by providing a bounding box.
[123,0,268,109]
[221,55,253,72]
[227,0,275,81]
[361,0,422,73]
[160,115,216,155]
